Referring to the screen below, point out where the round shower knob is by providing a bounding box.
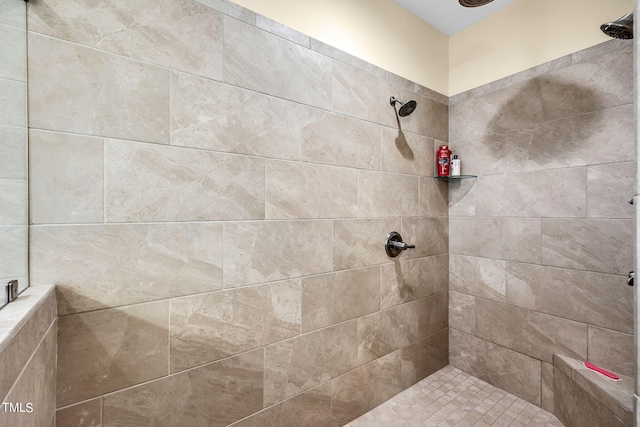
[385,231,415,257]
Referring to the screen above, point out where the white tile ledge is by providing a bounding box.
[0,285,55,353]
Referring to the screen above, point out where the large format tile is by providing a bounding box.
[332,61,395,127]
[57,302,169,407]
[28,33,169,144]
[587,162,635,219]
[449,291,475,335]
[230,382,332,427]
[380,255,448,309]
[541,219,633,275]
[400,217,448,259]
[400,328,449,384]
[358,171,419,218]
[475,298,588,363]
[448,128,513,176]
[171,71,307,161]
[55,398,101,427]
[224,16,331,109]
[450,329,542,405]
[2,321,56,427]
[449,217,541,264]
[301,110,380,170]
[588,326,633,378]
[0,179,26,225]
[255,15,309,46]
[30,130,104,224]
[475,168,587,217]
[333,218,401,271]
[301,266,379,333]
[28,0,223,80]
[105,140,265,222]
[264,321,358,406]
[380,127,433,176]
[506,262,632,334]
[266,160,358,219]
[31,223,223,315]
[399,88,448,141]
[0,78,25,127]
[0,225,27,279]
[194,0,256,24]
[224,220,332,288]
[170,280,301,372]
[419,177,448,217]
[450,255,506,302]
[0,23,26,81]
[103,349,263,427]
[0,125,26,179]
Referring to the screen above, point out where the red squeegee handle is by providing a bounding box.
[584,362,620,380]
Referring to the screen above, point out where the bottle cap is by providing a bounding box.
[453,155,458,159]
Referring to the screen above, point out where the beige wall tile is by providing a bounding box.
[0,179,26,224]
[0,78,25,127]
[224,220,332,288]
[105,140,265,222]
[449,291,475,334]
[358,170,419,218]
[399,88,448,141]
[57,302,169,407]
[30,131,104,224]
[31,223,223,315]
[380,255,448,309]
[103,349,263,427]
[171,71,306,161]
[333,218,401,271]
[541,362,554,413]
[588,326,633,378]
[449,217,541,264]
[3,321,56,427]
[449,129,514,176]
[475,168,587,218]
[450,329,542,405]
[506,262,632,334]
[541,219,633,275]
[0,125,27,179]
[301,267,379,333]
[194,0,256,24]
[571,367,633,426]
[475,298,588,363]
[0,225,27,279]
[400,217,448,259]
[255,14,309,46]
[0,24,26,81]
[28,33,169,144]
[400,328,449,384]
[450,255,506,302]
[554,367,627,427]
[419,177,448,217]
[230,382,331,427]
[332,61,395,128]
[264,321,358,406]
[55,399,102,427]
[170,280,301,373]
[418,291,449,339]
[380,127,433,176]
[28,0,223,80]
[540,46,633,121]
[508,106,634,173]
[331,350,407,426]
[448,178,476,217]
[223,16,331,109]
[266,160,358,219]
[301,111,380,170]
[587,162,635,219]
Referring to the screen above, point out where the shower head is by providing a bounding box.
[601,13,633,39]
[390,96,417,117]
[459,0,494,7]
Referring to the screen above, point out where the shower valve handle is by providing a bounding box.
[390,241,415,250]
[385,232,415,257]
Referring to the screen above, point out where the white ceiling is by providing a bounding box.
[395,0,519,36]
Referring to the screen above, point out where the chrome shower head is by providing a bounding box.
[459,0,494,7]
[390,96,417,117]
[601,13,633,39]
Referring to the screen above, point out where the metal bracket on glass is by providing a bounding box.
[6,280,18,302]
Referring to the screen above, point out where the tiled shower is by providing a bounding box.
[0,0,635,426]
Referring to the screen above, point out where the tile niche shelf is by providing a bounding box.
[433,175,477,181]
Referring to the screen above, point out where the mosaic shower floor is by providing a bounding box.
[345,365,564,427]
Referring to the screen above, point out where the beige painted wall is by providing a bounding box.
[231,0,633,96]
[450,0,634,95]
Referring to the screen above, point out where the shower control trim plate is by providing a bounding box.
[385,231,415,257]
